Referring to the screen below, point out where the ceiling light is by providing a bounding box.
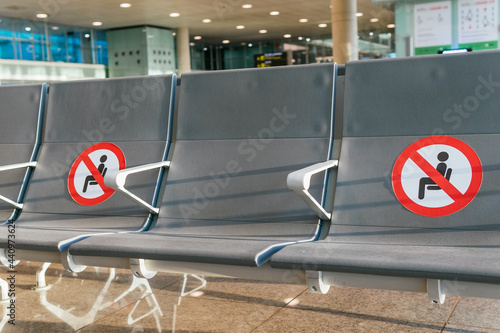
[259,30,267,34]
[202,18,212,23]
[283,34,292,38]
[189,42,195,46]
[306,38,311,42]
[318,23,327,28]
[170,13,180,17]
[25,27,31,31]
[387,23,395,28]
[222,40,230,44]
[120,3,131,8]
[370,18,379,22]
[36,13,48,19]
[236,25,245,29]
[194,36,202,40]
[299,18,308,23]
[242,4,253,9]
[298,36,303,40]
[356,12,363,17]
[203,47,208,51]
[369,32,374,36]
[92,21,103,26]
[84,33,90,38]
[172,32,176,36]
[248,43,253,47]
[270,11,279,16]
[51,26,59,30]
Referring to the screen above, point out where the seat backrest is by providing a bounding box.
[333,50,500,238]
[0,84,46,218]
[157,64,336,233]
[22,75,175,220]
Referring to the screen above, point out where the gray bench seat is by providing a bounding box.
[0,76,175,261]
[68,64,337,272]
[270,50,500,301]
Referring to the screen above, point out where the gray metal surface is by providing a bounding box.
[271,51,500,284]
[176,64,334,140]
[11,75,175,251]
[45,76,173,143]
[70,64,336,266]
[344,50,500,137]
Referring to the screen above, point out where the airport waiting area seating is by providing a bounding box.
[3,50,500,304]
[0,75,176,268]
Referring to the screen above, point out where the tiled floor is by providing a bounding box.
[1,262,500,332]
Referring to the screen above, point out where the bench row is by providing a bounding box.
[1,49,500,304]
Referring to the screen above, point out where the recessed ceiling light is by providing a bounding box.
[25,27,31,31]
[370,18,379,22]
[189,42,195,46]
[236,25,245,29]
[194,35,202,40]
[120,3,131,8]
[248,43,253,47]
[202,18,212,23]
[36,13,48,18]
[369,32,374,36]
[259,29,267,34]
[242,4,253,9]
[51,26,59,30]
[92,21,103,26]
[298,36,303,40]
[299,18,308,23]
[283,34,292,38]
[222,40,230,44]
[172,32,176,36]
[356,12,363,17]
[306,38,311,42]
[387,23,395,28]
[318,23,327,28]
[270,11,279,15]
[84,33,90,38]
[170,12,180,17]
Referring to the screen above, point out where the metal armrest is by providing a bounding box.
[0,161,37,209]
[104,161,170,214]
[287,160,338,220]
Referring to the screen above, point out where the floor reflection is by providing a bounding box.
[3,261,500,332]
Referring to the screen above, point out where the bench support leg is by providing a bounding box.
[61,251,87,273]
[427,279,446,304]
[130,259,157,279]
[306,271,330,294]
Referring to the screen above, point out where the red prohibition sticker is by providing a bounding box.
[68,142,126,206]
[392,136,482,217]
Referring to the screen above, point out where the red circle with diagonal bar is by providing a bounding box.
[68,142,126,206]
[392,136,482,217]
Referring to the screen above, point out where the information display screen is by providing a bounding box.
[254,52,289,67]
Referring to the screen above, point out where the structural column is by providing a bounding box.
[331,0,359,64]
[176,27,191,74]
